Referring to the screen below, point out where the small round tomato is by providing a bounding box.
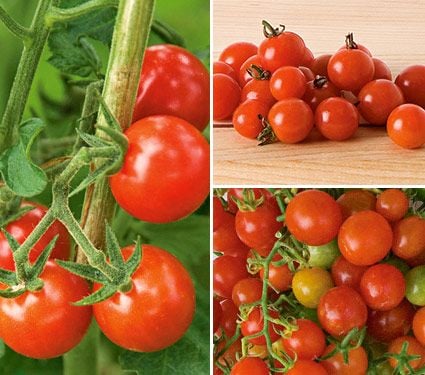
[338,210,393,266]
[239,55,262,86]
[213,255,249,299]
[318,286,367,337]
[405,265,425,306]
[218,298,239,338]
[110,116,209,223]
[395,65,425,108]
[321,344,368,375]
[303,76,340,112]
[388,336,425,370]
[268,99,314,144]
[358,80,404,125]
[376,189,409,222]
[213,298,223,334]
[360,263,406,311]
[311,54,332,77]
[302,48,314,67]
[133,45,209,131]
[413,307,425,346]
[387,104,425,149]
[331,255,367,291]
[373,58,392,80]
[214,61,238,81]
[280,319,326,360]
[286,190,343,246]
[215,338,242,368]
[308,240,340,269]
[214,73,242,121]
[336,189,377,220]
[230,357,269,375]
[240,307,281,345]
[233,99,271,139]
[269,66,307,100]
[368,299,415,342]
[0,261,92,359]
[393,216,425,260]
[219,42,258,73]
[292,267,334,308]
[287,360,327,375]
[299,66,315,81]
[93,245,195,352]
[260,258,292,292]
[315,97,359,141]
[232,278,263,307]
[213,197,228,231]
[240,78,275,107]
[0,202,70,271]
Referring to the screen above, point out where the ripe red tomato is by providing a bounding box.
[232,99,271,139]
[227,188,274,214]
[338,210,393,266]
[240,78,275,107]
[315,97,359,141]
[303,76,340,112]
[219,42,258,73]
[269,66,307,100]
[0,261,92,359]
[286,360,328,375]
[214,73,242,121]
[214,61,238,81]
[213,298,223,334]
[302,48,314,68]
[0,202,70,271]
[239,55,262,86]
[218,298,239,338]
[133,45,209,131]
[94,245,195,352]
[299,66,315,81]
[368,299,415,342]
[321,344,368,375]
[413,307,425,346]
[372,58,392,80]
[109,116,209,224]
[286,190,343,246]
[360,263,406,311]
[213,197,228,231]
[280,319,326,360]
[336,189,377,220]
[216,338,242,368]
[358,80,404,125]
[395,65,425,108]
[213,255,249,299]
[387,104,425,149]
[318,286,367,337]
[260,258,292,292]
[241,307,281,345]
[230,357,269,375]
[311,54,332,77]
[268,99,314,144]
[376,189,409,222]
[232,278,263,307]
[331,255,367,292]
[388,336,425,370]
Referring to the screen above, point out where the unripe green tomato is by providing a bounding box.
[406,265,425,306]
[308,239,340,269]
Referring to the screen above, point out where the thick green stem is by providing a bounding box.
[0,6,32,40]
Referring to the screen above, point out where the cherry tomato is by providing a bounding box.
[213,197,228,231]
[413,307,425,346]
[232,99,271,139]
[376,189,409,222]
[393,216,425,260]
[292,267,334,308]
[286,189,343,246]
[0,202,70,271]
[303,76,340,112]
[240,307,281,345]
[286,360,328,375]
[299,66,315,81]
[268,99,314,144]
[214,73,242,121]
[215,338,242,368]
[336,189,377,220]
[388,336,425,370]
[93,245,195,352]
[269,66,307,100]
[360,263,405,311]
[219,42,258,73]
[368,299,415,342]
[214,298,223,334]
[405,265,425,306]
[321,344,368,375]
[232,278,263,307]
[331,256,367,292]
[0,261,92,359]
[338,210,393,266]
[358,80,404,125]
[214,61,238,81]
[372,58,392,80]
[302,48,314,68]
[318,286,367,337]
[226,188,274,214]
[239,55,262,86]
[280,319,326,360]
[395,65,425,108]
[308,239,340,269]
[109,116,209,223]
[219,298,239,338]
[315,97,359,141]
[213,255,249,299]
[260,257,293,292]
[230,357,269,375]
[311,54,332,77]
[241,78,275,107]
[133,45,209,131]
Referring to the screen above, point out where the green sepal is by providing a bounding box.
[0,205,32,227]
[56,260,109,284]
[75,128,108,148]
[125,236,142,276]
[0,268,18,286]
[26,235,58,280]
[0,286,26,298]
[96,125,128,152]
[105,223,125,268]
[151,19,186,47]
[74,284,116,306]
[97,95,121,132]
[1,229,20,252]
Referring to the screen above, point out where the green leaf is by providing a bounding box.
[0,118,47,197]
[105,223,125,267]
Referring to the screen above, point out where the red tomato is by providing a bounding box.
[318,286,368,337]
[214,61,238,81]
[331,255,367,292]
[373,58,392,80]
[240,307,281,345]
[213,298,223,334]
[321,344,368,375]
[287,360,328,375]
[230,357,269,375]
[336,189,377,220]
[214,73,242,121]
[240,78,275,107]
[311,54,332,77]
[360,263,406,311]
[338,211,393,266]
[219,42,258,73]
[133,45,209,131]
[94,245,195,352]
[376,189,409,222]
[286,190,343,246]
[302,48,314,68]
[388,336,425,370]
[219,298,239,338]
[299,66,315,81]
[303,76,340,112]
[216,338,242,368]
[368,299,415,342]
[387,104,425,149]
[0,261,92,359]
[213,197,228,231]
[232,278,263,307]
[395,65,425,108]
[239,55,262,87]
[109,116,209,223]
[232,99,271,139]
[268,99,314,144]
[393,216,425,260]
[270,66,307,100]
[315,97,359,141]
[358,80,404,125]
[213,255,249,299]
[0,202,70,271]
[413,307,425,346]
[260,258,292,292]
[280,319,326,360]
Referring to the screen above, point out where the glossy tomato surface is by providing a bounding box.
[230,357,269,375]
[219,42,258,73]
[214,212,250,258]
[395,65,425,108]
[322,344,368,375]
[214,73,242,121]
[213,255,249,299]
[336,189,377,220]
[376,189,409,222]
[233,99,271,139]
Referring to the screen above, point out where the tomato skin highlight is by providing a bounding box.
[241,79,276,108]
[219,41,258,73]
[133,45,209,131]
[393,216,425,260]
[214,61,238,81]
[232,278,263,307]
[376,188,409,222]
[94,245,195,352]
[233,99,271,139]
[213,255,249,299]
[109,116,209,224]
[0,261,92,359]
[269,66,307,100]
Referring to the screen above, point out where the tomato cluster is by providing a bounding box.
[213,22,425,149]
[213,188,425,374]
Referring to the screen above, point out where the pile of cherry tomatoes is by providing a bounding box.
[213,21,425,149]
[213,188,425,374]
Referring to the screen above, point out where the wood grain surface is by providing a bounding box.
[213,0,425,185]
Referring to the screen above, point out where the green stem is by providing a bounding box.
[0,6,32,40]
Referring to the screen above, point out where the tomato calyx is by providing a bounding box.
[262,20,285,38]
[385,341,425,374]
[345,32,359,49]
[257,116,277,146]
[234,189,266,212]
[247,64,271,81]
[313,75,329,89]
